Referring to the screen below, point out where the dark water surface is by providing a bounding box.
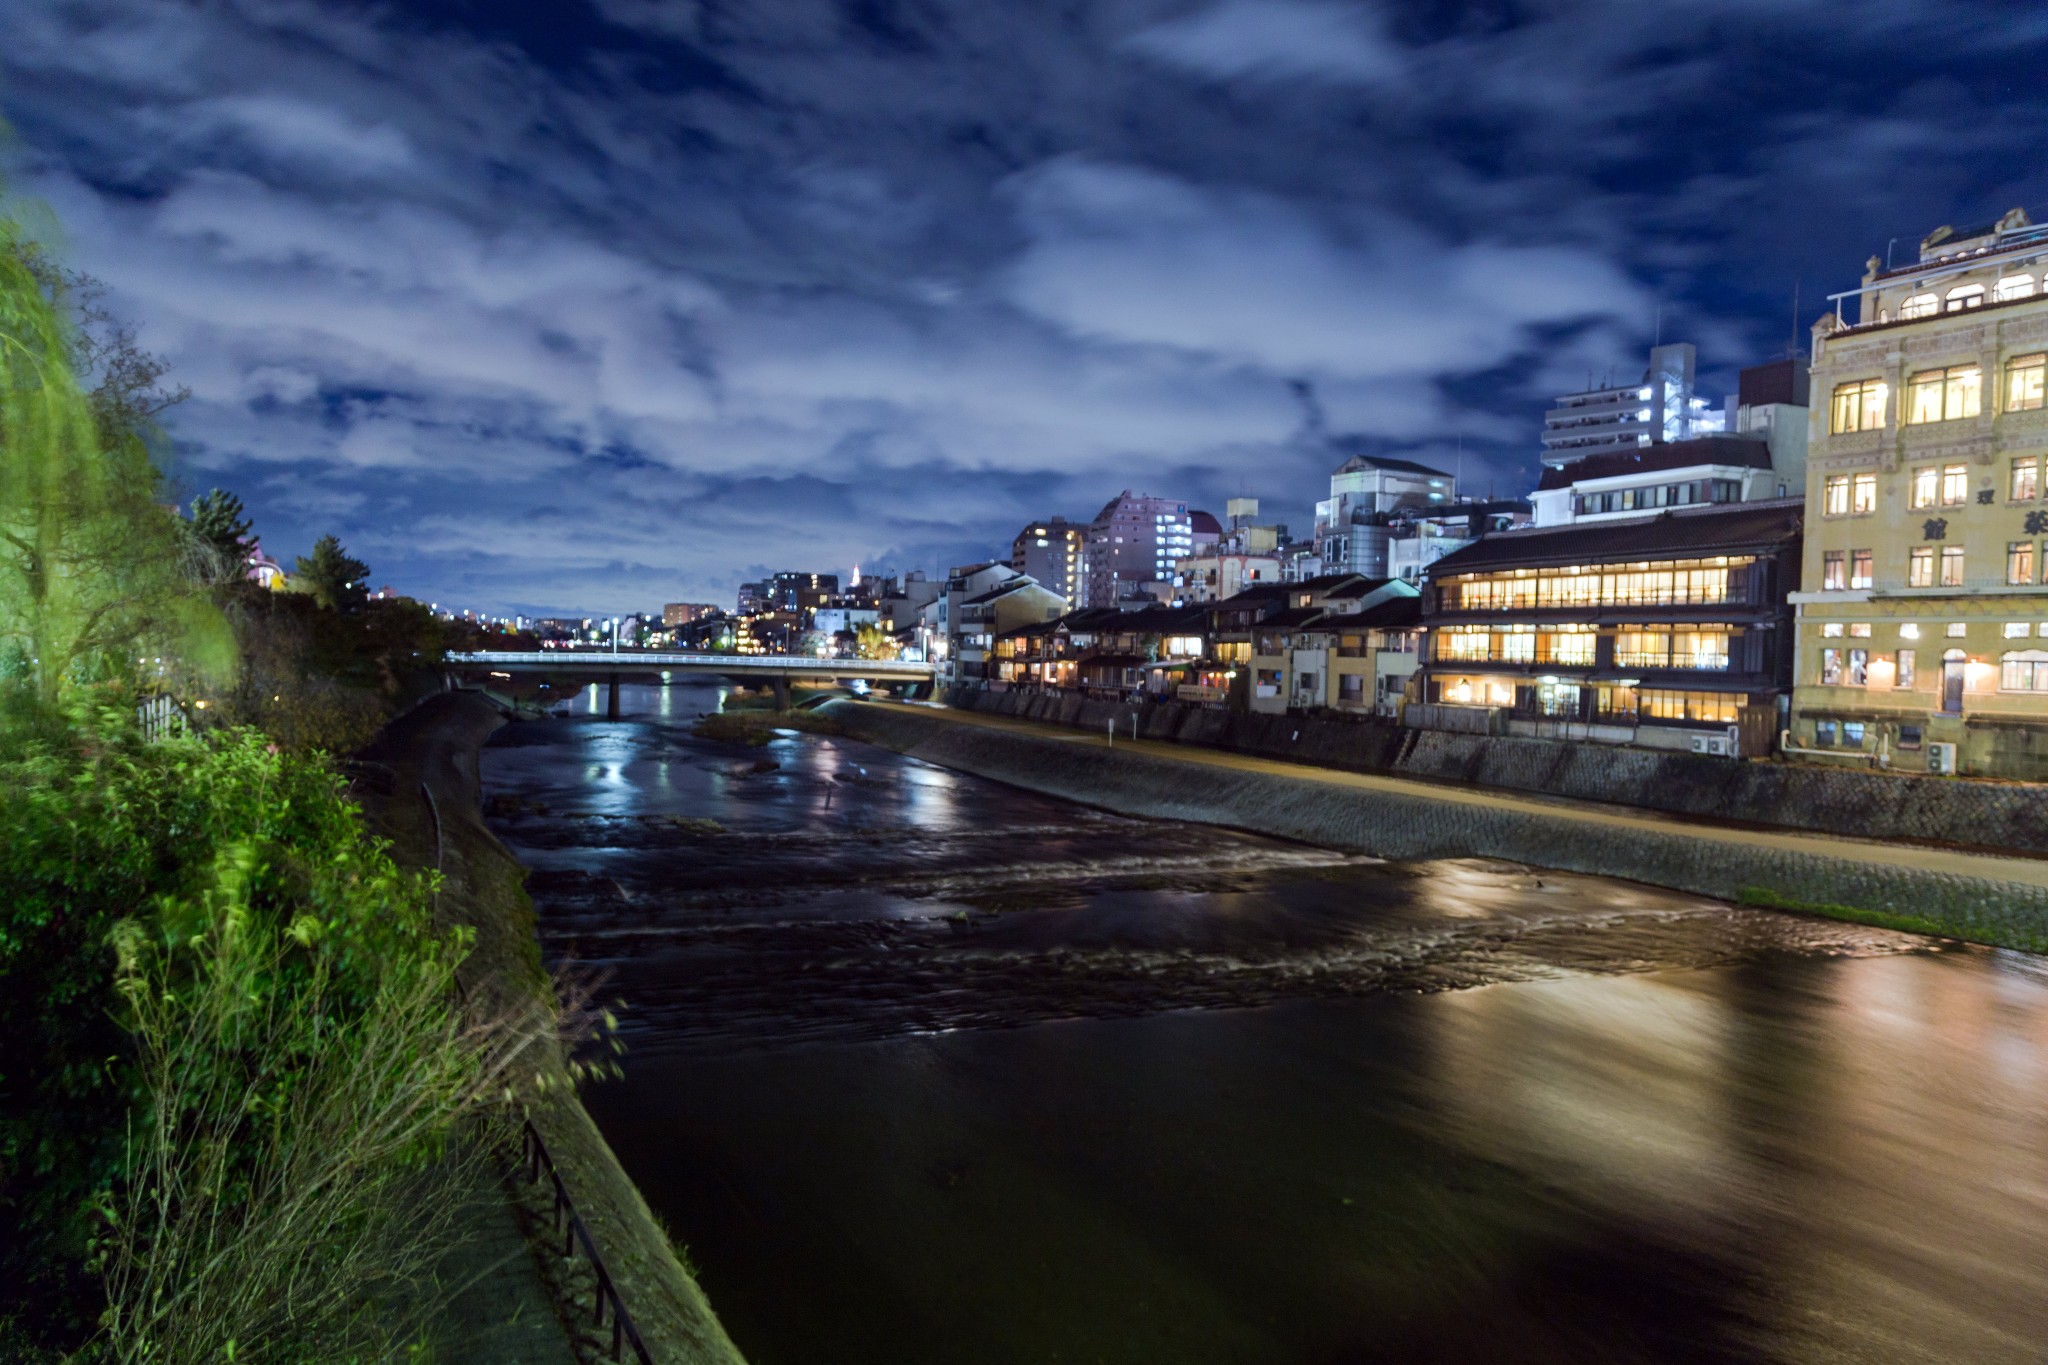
[483,685,2048,1364]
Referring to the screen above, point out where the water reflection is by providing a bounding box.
[482,685,2048,1364]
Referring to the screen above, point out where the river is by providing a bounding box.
[481,683,2048,1364]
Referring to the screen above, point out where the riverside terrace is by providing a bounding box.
[448,648,933,716]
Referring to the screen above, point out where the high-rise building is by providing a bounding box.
[1083,491,1205,608]
[1011,517,1087,604]
[1541,343,1727,463]
[1313,449,1456,576]
[769,572,839,615]
[1791,205,2048,777]
[662,602,719,627]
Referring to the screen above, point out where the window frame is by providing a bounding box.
[1940,546,1966,587]
[2008,354,2046,414]
[1830,378,1888,434]
[1823,474,1850,516]
[1822,550,1846,591]
[1908,547,1934,588]
[1850,549,1874,590]
[2011,541,2037,587]
[2013,457,2040,502]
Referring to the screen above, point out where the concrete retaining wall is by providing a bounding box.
[827,700,2048,950]
[947,687,2048,858]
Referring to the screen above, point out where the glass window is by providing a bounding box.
[1830,379,1888,433]
[1898,650,1916,689]
[1848,649,1869,686]
[1849,622,1872,637]
[1851,549,1873,589]
[2009,354,2046,412]
[1909,368,1983,424]
[1901,622,1921,639]
[1947,621,1968,637]
[2006,622,2033,638]
[1823,551,1845,590]
[1946,283,1986,312]
[1843,721,1867,747]
[1908,547,1934,587]
[1852,472,1877,513]
[1941,464,1969,505]
[1899,722,1922,747]
[2014,458,2040,501]
[1901,293,1938,320]
[1822,622,1844,637]
[1910,465,1938,508]
[1821,648,1842,684]
[1614,627,1673,669]
[1816,719,1839,747]
[2002,652,2048,691]
[1941,546,1965,586]
[1823,474,1850,515]
[1997,275,2038,302]
[2011,542,2037,586]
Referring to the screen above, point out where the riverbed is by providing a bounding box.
[481,683,2048,1364]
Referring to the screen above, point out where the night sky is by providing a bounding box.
[6,0,2046,616]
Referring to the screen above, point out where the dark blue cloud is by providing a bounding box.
[5,0,2046,615]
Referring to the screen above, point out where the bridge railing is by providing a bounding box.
[448,649,931,675]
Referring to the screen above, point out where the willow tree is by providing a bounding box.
[0,212,230,710]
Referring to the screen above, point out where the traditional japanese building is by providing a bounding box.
[1417,499,1803,754]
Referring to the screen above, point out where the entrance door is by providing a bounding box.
[1941,649,1966,714]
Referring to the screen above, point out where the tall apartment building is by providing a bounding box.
[1010,517,1086,604]
[1083,491,1202,608]
[1540,342,1726,461]
[1791,206,2048,777]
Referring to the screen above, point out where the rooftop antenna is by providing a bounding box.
[1790,278,1802,359]
[1653,302,1663,348]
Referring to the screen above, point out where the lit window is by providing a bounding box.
[1946,283,1987,312]
[1849,622,1872,637]
[1997,275,2037,302]
[1823,474,1850,515]
[1910,466,1939,508]
[2014,458,2040,501]
[1822,622,1844,638]
[1900,293,1939,320]
[1898,649,1916,688]
[1947,622,1968,638]
[1830,379,1888,433]
[1941,547,1966,587]
[1823,551,1846,590]
[1849,649,1869,686]
[2008,354,2046,412]
[1941,463,1969,505]
[1852,549,1874,589]
[2012,542,2038,586]
[2001,651,2048,691]
[2006,622,2034,638]
[1821,648,1843,684]
[1852,473,1877,513]
[1908,367,1983,424]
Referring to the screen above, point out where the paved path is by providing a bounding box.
[871,700,2048,891]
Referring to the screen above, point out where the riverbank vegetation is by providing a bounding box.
[0,196,547,1359]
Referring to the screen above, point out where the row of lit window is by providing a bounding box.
[1820,541,2048,589]
[1439,562,1740,611]
[1893,276,2039,321]
[1433,623,1732,670]
[1818,644,2048,694]
[1829,355,2046,433]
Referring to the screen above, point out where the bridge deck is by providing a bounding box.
[448,650,932,677]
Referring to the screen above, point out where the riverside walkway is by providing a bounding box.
[860,698,2048,895]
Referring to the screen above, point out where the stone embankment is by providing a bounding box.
[354,693,745,1365]
[945,686,2048,858]
[824,699,2048,952]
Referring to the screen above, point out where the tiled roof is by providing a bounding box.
[1318,575,1398,600]
[1256,606,1327,629]
[1427,498,1803,574]
[1313,595,1423,631]
[1327,438,1452,479]
[1537,435,1773,490]
[962,582,1030,605]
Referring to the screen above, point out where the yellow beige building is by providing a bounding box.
[1793,207,2048,776]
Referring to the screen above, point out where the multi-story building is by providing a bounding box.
[1385,499,1533,583]
[924,562,1066,687]
[1417,499,1804,754]
[1314,448,1456,576]
[662,601,719,627]
[1791,206,2048,777]
[1246,580,1420,713]
[1083,491,1209,608]
[768,572,839,616]
[1011,517,1087,605]
[1540,342,1726,461]
[1531,360,1808,529]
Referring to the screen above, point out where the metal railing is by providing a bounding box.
[522,1119,655,1365]
[448,648,931,676]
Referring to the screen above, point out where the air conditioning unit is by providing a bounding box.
[1928,741,1958,775]
[1689,734,1734,757]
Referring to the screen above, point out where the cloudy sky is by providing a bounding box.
[6,0,2047,616]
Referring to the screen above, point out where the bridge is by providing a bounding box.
[447,649,934,717]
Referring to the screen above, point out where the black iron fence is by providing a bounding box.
[521,1119,656,1365]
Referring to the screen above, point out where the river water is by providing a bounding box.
[481,683,2048,1364]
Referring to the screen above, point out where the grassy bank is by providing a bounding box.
[692,707,844,746]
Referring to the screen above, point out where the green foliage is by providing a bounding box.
[188,488,251,583]
[0,212,231,710]
[0,723,546,1359]
[292,534,370,612]
[854,622,899,660]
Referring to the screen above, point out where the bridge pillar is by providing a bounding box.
[772,675,791,710]
[606,671,622,721]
